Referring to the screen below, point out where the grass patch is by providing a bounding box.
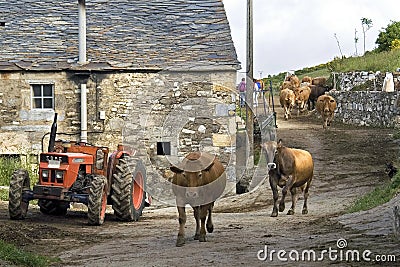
[0,240,58,267]
[329,49,400,73]
[0,188,8,201]
[0,156,38,187]
[393,130,400,140]
[265,48,400,90]
[347,172,400,213]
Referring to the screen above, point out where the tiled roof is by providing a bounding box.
[0,0,240,71]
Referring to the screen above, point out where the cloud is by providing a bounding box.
[223,0,400,76]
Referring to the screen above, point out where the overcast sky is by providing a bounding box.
[223,0,400,78]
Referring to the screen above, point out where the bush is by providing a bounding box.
[0,156,38,187]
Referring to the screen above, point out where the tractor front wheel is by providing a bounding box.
[8,169,31,220]
[111,156,146,221]
[87,174,108,225]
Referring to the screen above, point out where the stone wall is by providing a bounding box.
[336,71,400,91]
[329,71,400,128]
[329,91,400,127]
[0,69,237,200]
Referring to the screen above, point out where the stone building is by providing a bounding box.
[0,0,240,198]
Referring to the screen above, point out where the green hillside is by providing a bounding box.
[265,48,400,91]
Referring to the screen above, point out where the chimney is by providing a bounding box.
[78,0,86,64]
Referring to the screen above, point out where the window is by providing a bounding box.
[157,142,171,155]
[31,84,54,109]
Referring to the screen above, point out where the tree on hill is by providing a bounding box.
[361,17,373,55]
[375,21,400,52]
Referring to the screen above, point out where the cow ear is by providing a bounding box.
[277,139,283,148]
[170,166,184,173]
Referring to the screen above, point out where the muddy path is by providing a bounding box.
[0,105,399,266]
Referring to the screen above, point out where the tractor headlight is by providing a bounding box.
[42,170,49,180]
[55,170,64,181]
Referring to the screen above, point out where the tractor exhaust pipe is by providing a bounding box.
[48,113,58,152]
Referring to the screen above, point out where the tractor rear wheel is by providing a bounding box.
[111,156,146,221]
[8,169,31,220]
[87,174,108,225]
[38,200,69,216]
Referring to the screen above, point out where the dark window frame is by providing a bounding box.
[157,142,171,156]
[31,83,54,110]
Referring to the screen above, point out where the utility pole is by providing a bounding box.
[245,0,254,168]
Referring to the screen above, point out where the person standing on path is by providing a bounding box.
[253,79,261,107]
[238,77,246,107]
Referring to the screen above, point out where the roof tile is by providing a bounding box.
[0,0,240,71]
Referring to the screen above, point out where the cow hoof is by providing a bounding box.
[176,237,185,247]
[287,209,294,215]
[302,209,308,215]
[271,212,278,217]
[207,224,214,233]
[194,234,199,240]
[199,235,206,242]
[279,204,285,212]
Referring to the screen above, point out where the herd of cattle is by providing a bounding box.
[169,74,330,246]
[170,143,315,246]
[279,74,337,129]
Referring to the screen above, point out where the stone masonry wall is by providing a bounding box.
[0,71,79,154]
[0,69,237,201]
[329,91,400,127]
[330,72,400,128]
[336,71,400,91]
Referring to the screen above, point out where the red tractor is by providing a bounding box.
[8,113,149,225]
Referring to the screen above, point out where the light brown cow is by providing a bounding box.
[301,76,312,84]
[293,86,311,115]
[170,152,226,247]
[279,88,295,120]
[315,94,337,129]
[261,140,314,217]
[286,74,300,88]
[280,81,292,91]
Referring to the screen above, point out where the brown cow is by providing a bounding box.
[280,81,293,91]
[293,86,311,115]
[312,77,327,86]
[301,76,312,84]
[308,85,331,110]
[170,152,226,247]
[279,88,295,120]
[315,94,337,129]
[286,74,300,88]
[261,140,314,217]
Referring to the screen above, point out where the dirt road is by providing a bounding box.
[0,107,399,266]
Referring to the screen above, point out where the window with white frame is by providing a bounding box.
[31,84,54,109]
